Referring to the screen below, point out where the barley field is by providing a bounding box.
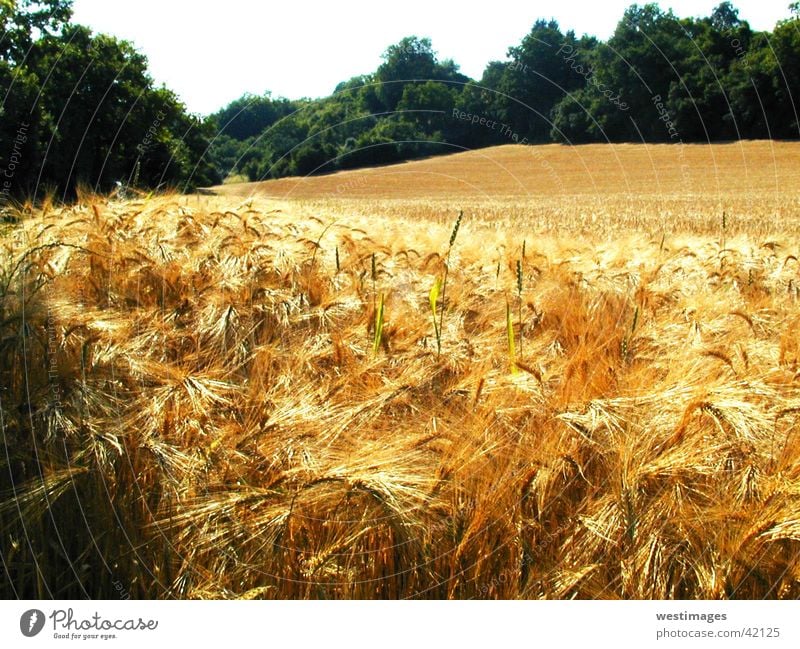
[2,141,800,599]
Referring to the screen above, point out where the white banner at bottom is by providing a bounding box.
[1,600,796,648]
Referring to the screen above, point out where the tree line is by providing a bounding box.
[1,1,798,201]
[208,2,799,182]
[0,0,219,207]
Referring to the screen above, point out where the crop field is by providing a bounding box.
[2,141,800,599]
[216,141,800,234]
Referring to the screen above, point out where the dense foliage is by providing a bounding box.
[1,1,798,195]
[208,4,800,182]
[0,0,220,204]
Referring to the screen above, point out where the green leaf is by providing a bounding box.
[506,300,517,375]
[430,276,442,354]
[429,276,441,316]
[373,292,385,355]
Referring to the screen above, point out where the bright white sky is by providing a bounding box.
[71,0,794,116]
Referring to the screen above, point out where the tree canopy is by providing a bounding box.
[207,3,799,184]
[1,0,219,204]
[1,1,798,199]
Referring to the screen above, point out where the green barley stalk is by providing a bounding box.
[516,257,523,358]
[430,276,442,355]
[436,210,462,359]
[720,211,727,270]
[373,292,385,355]
[506,299,517,375]
[371,251,377,314]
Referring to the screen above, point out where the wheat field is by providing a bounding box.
[2,141,800,599]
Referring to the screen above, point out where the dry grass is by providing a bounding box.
[2,142,800,599]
